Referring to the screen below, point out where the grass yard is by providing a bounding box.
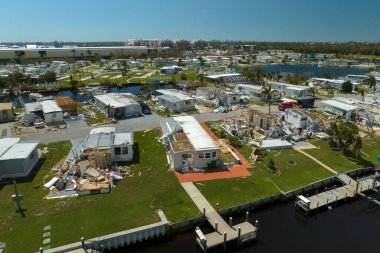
[0,130,198,253]
[305,139,378,173]
[197,145,333,210]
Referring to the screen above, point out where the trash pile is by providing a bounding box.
[43,157,129,199]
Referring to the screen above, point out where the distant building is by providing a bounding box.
[0,138,39,180]
[206,73,247,85]
[0,46,157,61]
[156,89,195,112]
[160,66,182,74]
[94,93,141,118]
[0,103,14,122]
[128,39,161,48]
[160,116,220,171]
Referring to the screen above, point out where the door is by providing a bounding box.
[3,110,8,121]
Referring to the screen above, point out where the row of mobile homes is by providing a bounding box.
[267,81,311,98]
[94,93,141,118]
[310,78,358,91]
[156,89,196,112]
[0,138,39,180]
[160,116,220,171]
[0,103,14,122]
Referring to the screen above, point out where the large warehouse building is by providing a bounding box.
[0,46,161,60]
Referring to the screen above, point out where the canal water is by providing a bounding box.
[256,64,369,77]
[2,64,369,105]
[111,196,380,253]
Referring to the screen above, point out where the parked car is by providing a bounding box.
[278,101,297,111]
[34,119,45,128]
[140,102,152,115]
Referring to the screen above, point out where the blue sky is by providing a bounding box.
[0,0,379,42]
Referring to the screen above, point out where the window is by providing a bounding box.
[212,152,216,157]
[205,153,211,159]
[186,101,189,104]
[198,153,204,158]
[114,147,121,155]
[122,147,128,155]
[30,151,35,160]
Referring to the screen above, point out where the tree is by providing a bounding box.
[357,86,365,101]
[340,81,353,93]
[121,61,129,77]
[104,104,115,118]
[71,49,76,61]
[327,88,335,97]
[326,121,362,157]
[42,71,57,83]
[261,84,277,115]
[309,87,319,96]
[198,56,205,68]
[365,75,376,94]
[139,84,151,94]
[322,70,331,79]
[268,158,277,174]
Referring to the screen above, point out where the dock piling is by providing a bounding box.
[223,232,227,250]
[245,211,249,222]
[39,247,43,253]
[229,217,232,227]
[215,221,218,233]
[238,226,241,245]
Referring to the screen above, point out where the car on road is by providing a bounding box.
[140,102,152,115]
[278,101,297,111]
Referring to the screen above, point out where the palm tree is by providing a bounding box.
[104,104,115,118]
[309,87,319,97]
[261,84,277,115]
[365,75,376,94]
[326,121,362,157]
[254,67,266,85]
[71,49,76,61]
[357,86,365,101]
[198,56,205,68]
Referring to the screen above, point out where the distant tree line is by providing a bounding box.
[209,41,380,56]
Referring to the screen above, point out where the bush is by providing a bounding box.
[268,158,277,173]
[227,135,241,148]
[341,81,353,93]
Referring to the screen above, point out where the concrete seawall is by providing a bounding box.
[41,167,376,252]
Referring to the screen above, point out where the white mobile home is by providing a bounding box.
[40,100,64,124]
[94,93,141,118]
[82,127,134,162]
[320,100,358,116]
[156,89,195,112]
[196,87,240,107]
[234,84,263,100]
[0,138,39,180]
[160,116,220,171]
[267,81,311,98]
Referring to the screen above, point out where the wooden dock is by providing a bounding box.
[181,182,257,251]
[296,173,380,213]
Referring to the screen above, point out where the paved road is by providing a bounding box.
[18,104,275,143]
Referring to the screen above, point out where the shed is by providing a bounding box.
[0,102,14,122]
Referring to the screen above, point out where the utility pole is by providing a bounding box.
[11,179,25,217]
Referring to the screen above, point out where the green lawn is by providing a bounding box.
[197,145,333,210]
[0,130,198,253]
[305,139,378,173]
